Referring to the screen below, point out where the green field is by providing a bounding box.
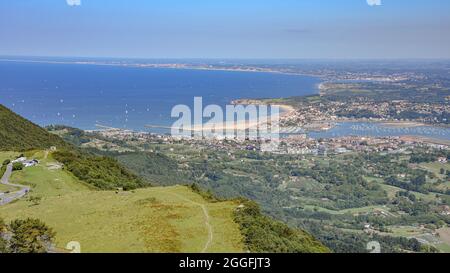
[303,204,393,216]
[419,162,450,176]
[380,226,450,253]
[378,183,439,202]
[0,151,244,253]
[386,226,425,237]
[419,162,450,190]
[0,186,244,253]
[9,157,92,197]
[365,176,440,203]
[436,243,450,253]
[0,184,17,192]
[0,151,18,164]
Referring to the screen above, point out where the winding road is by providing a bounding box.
[0,164,30,206]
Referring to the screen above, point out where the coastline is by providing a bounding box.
[4,58,447,141]
[335,118,450,129]
[188,103,294,132]
[1,58,322,133]
[0,58,326,80]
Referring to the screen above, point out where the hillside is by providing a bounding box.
[0,104,69,151]
[0,151,244,252]
[50,125,450,253]
[0,150,328,253]
[0,187,245,252]
[52,150,146,190]
[0,107,328,253]
[0,105,145,190]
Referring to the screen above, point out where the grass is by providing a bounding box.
[366,177,440,202]
[0,186,244,253]
[0,184,17,192]
[419,162,450,177]
[0,151,18,164]
[436,227,450,253]
[381,183,439,202]
[8,152,92,198]
[386,226,425,237]
[379,184,402,199]
[0,152,244,253]
[382,226,450,253]
[289,176,324,192]
[303,204,393,216]
[339,205,393,215]
[303,205,343,215]
[436,243,450,253]
[419,162,450,190]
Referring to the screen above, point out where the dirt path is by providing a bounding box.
[199,203,213,253]
[154,189,213,253]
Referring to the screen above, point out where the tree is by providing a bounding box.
[8,218,56,253]
[0,218,5,231]
[27,196,42,206]
[12,162,24,171]
[0,218,8,253]
[411,174,426,187]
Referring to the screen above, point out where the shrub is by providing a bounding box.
[12,162,24,171]
[53,150,145,190]
[234,200,330,253]
[6,218,56,253]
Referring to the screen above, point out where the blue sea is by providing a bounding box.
[0,60,320,131]
[310,122,450,141]
[1,60,449,141]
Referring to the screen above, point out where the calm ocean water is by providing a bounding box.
[1,60,448,141]
[309,122,450,141]
[0,61,320,131]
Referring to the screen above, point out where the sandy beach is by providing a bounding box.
[188,103,295,132]
[381,121,428,128]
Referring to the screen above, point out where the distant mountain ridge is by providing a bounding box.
[0,104,69,151]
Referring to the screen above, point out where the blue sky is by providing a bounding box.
[1,0,449,59]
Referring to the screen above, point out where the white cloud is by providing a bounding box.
[66,0,81,6]
[367,0,382,6]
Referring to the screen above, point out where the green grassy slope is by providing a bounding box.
[0,152,244,252]
[0,187,244,252]
[0,149,329,253]
[0,106,328,253]
[0,104,69,151]
[8,151,92,197]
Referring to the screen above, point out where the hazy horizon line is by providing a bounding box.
[2,55,450,62]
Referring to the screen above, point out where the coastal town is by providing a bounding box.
[89,125,449,157]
